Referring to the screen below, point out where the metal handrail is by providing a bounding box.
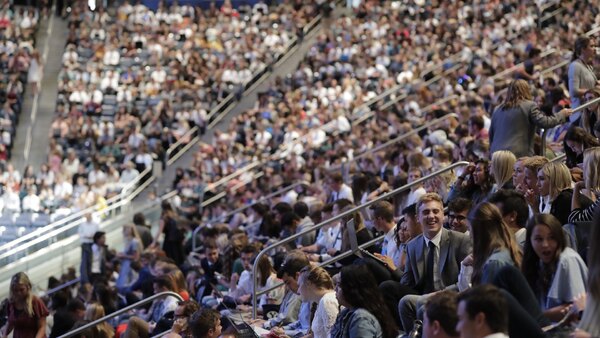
[551,154,566,163]
[200,171,264,209]
[329,113,458,172]
[540,7,564,23]
[166,126,199,158]
[251,161,469,318]
[0,167,146,254]
[41,278,80,297]
[379,62,464,113]
[255,234,385,300]
[210,181,309,223]
[191,180,309,252]
[58,291,184,338]
[540,97,600,157]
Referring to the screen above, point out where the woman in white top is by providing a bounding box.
[257,255,285,309]
[298,265,339,338]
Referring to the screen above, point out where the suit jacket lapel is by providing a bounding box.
[439,229,450,274]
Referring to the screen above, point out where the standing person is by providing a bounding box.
[568,36,598,123]
[27,50,42,97]
[154,201,185,266]
[79,213,99,285]
[117,224,142,289]
[2,272,49,338]
[489,79,573,158]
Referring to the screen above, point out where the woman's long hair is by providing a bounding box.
[500,80,532,109]
[491,150,516,188]
[539,162,572,201]
[9,272,33,317]
[583,147,600,194]
[338,264,398,338]
[581,88,600,134]
[468,202,521,285]
[521,214,566,299]
[84,303,115,338]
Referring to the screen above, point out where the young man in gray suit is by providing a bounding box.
[398,192,471,333]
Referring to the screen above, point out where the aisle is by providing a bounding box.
[11,13,68,171]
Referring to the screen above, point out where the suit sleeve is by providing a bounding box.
[400,246,416,288]
[444,233,472,291]
[529,103,567,128]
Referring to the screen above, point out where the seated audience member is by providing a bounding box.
[522,214,588,322]
[488,189,530,250]
[256,255,285,309]
[374,203,422,276]
[297,265,339,338]
[194,240,225,301]
[456,284,510,338]
[124,276,179,337]
[458,202,521,291]
[563,126,600,168]
[512,156,528,194]
[163,300,200,338]
[395,193,471,332]
[327,173,354,203]
[190,308,222,338]
[49,299,86,338]
[259,250,310,331]
[528,162,573,225]
[447,160,493,204]
[446,198,472,234]
[573,208,600,337]
[371,201,399,261]
[84,303,114,338]
[331,264,398,338]
[569,147,600,223]
[293,201,316,246]
[490,150,517,191]
[227,245,257,306]
[522,156,550,214]
[422,291,459,338]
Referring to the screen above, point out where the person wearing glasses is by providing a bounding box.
[446,198,472,234]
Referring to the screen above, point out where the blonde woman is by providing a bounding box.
[533,162,573,225]
[116,224,143,289]
[489,79,573,158]
[297,265,338,338]
[84,303,114,338]
[2,272,49,338]
[491,150,517,191]
[569,147,600,223]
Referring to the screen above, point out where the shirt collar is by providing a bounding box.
[424,229,442,248]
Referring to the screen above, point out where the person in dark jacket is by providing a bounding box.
[49,299,86,338]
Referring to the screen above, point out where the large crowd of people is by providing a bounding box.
[0,0,319,231]
[2,0,600,338]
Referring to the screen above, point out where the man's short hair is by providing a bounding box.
[177,300,200,317]
[241,244,257,255]
[448,198,473,214]
[204,239,218,251]
[424,291,459,336]
[522,156,549,173]
[330,172,344,184]
[458,284,509,334]
[488,189,529,227]
[277,250,311,278]
[469,115,485,130]
[280,212,301,227]
[371,201,394,222]
[273,202,293,215]
[417,193,443,213]
[190,308,220,338]
[293,202,309,218]
[401,203,417,219]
